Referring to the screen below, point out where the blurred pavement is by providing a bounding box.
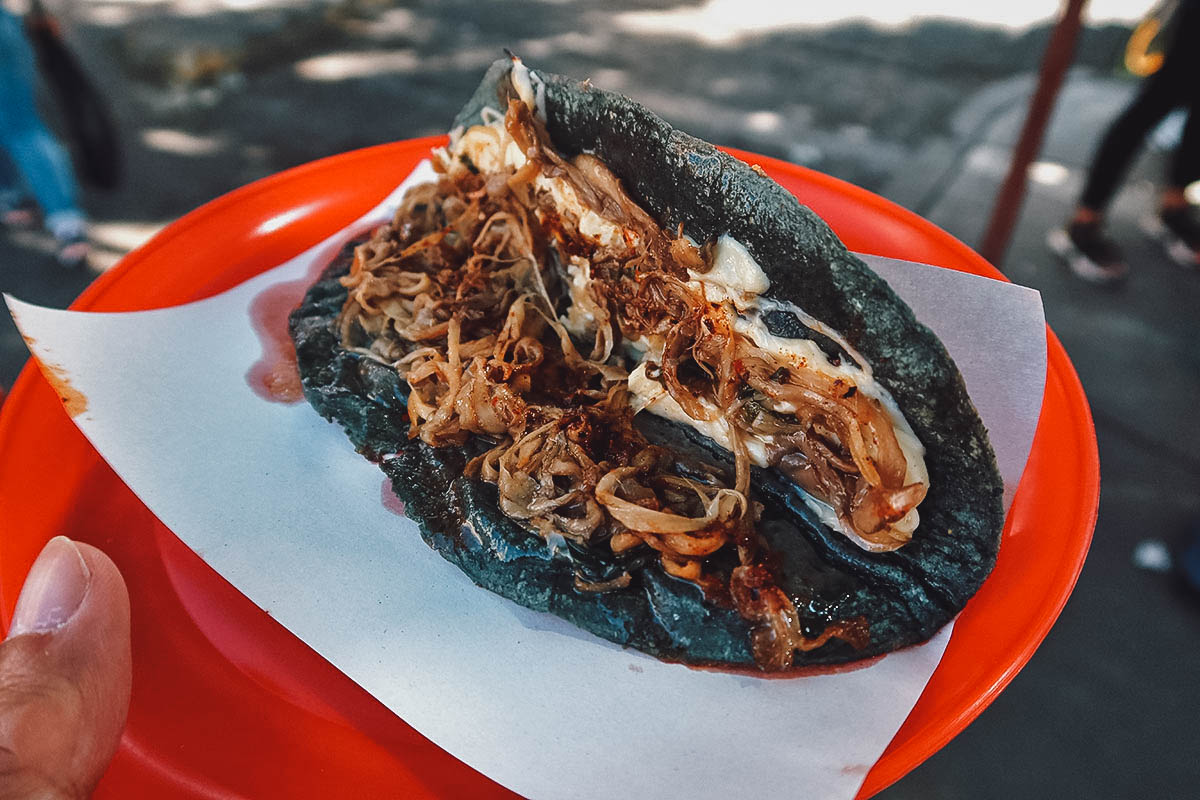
[1,2,1197,798]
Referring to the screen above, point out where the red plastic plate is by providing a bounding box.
[0,138,1098,798]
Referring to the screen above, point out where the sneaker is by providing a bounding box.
[0,194,36,229]
[1047,220,1129,285]
[55,233,90,269]
[0,206,36,229]
[1141,206,1200,268]
[45,211,90,269]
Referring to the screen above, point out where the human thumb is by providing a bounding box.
[0,537,131,799]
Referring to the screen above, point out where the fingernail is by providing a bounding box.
[8,536,91,638]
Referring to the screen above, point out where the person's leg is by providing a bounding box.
[1140,5,1200,264]
[0,13,34,222]
[0,152,34,226]
[1053,18,1195,283]
[1163,90,1200,206]
[0,10,87,255]
[1077,68,1184,215]
[1054,81,1179,283]
[0,150,19,202]
[1149,96,1200,265]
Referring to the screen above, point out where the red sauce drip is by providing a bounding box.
[40,361,88,418]
[246,279,307,403]
[380,477,406,517]
[246,227,374,403]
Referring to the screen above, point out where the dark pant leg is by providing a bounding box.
[1079,2,1200,211]
[1167,77,1200,189]
[1078,70,1185,211]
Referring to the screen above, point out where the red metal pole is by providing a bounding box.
[980,0,1089,266]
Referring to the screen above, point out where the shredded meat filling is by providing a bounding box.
[337,97,925,669]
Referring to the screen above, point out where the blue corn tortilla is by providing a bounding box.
[289,60,1004,669]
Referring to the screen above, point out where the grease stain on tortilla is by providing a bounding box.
[247,228,375,404]
[247,278,307,404]
[40,361,88,418]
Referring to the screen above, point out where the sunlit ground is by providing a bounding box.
[74,0,1148,35]
[86,221,169,271]
[73,0,316,26]
[615,0,1145,44]
[40,0,1158,262]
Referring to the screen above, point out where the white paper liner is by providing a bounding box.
[5,160,1045,800]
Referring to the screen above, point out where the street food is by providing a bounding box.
[288,59,1004,670]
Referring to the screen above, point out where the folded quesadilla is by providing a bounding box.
[289,58,1004,671]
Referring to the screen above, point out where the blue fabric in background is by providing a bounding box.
[0,6,82,223]
[1182,519,1200,594]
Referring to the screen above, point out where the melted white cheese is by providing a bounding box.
[628,362,773,465]
[510,58,538,114]
[688,236,770,308]
[627,234,928,539]
[562,256,597,339]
